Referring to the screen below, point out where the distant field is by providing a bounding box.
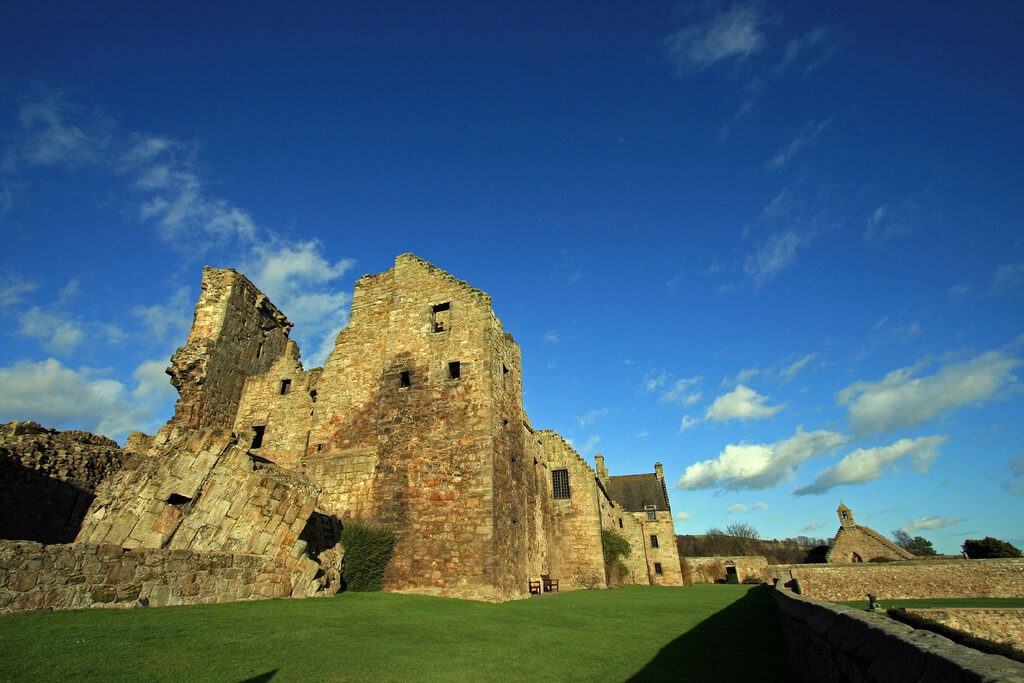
[0,585,791,682]
[836,598,1024,610]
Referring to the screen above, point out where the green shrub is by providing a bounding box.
[868,556,896,563]
[340,522,396,592]
[601,529,632,585]
[962,537,1022,558]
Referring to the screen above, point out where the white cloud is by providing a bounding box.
[753,502,768,510]
[780,353,816,383]
[1006,457,1024,497]
[727,503,748,513]
[661,376,702,406]
[679,415,700,433]
[676,426,846,491]
[779,27,836,75]
[744,229,806,285]
[576,408,610,429]
[864,199,919,244]
[900,516,966,535]
[643,370,670,392]
[674,511,694,522]
[578,435,601,455]
[15,93,108,167]
[722,366,760,387]
[0,358,171,440]
[989,264,1024,296]
[706,384,783,422]
[800,522,827,532]
[838,350,1021,435]
[133,286,194,344]
[18,307,84,355]
[794,435,947,495]
[764,119,830,170]
[663,5,767,74]
[543,330,560,344]
[0,274,38,308]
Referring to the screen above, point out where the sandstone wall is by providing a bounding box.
[0,422,125,544]
[826,523,914,563]
[906,609,1024,657]
[763,558,1024,601]
[168,267,292,430]
[597,485,648,585]
[771,583,1024,681]
[0,541,314,615]
[637,510,684,586]
[686,555,768,584]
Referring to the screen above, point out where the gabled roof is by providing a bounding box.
[606,473,670,512]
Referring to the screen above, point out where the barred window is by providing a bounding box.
[552,469,570,499]
[654,563,663,576]
[645,504,657,521]
[650,534,659,548]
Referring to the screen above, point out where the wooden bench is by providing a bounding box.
[528,579,542,594]
[541,574,559,592]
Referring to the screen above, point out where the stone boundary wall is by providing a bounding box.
[0,541,306,615]
[771,584,1024,682]
[686,556,767,584]
[763,558,1024,601]
[906,609,1024,657]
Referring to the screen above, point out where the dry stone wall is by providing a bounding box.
[906,609,1024,658]
[0,541,306,615]
[763,558,1024,602]
[0,422,125,544]
[686,555,767,584]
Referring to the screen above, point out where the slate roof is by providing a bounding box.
[606,473,670,512]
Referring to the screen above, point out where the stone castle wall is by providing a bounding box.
[906,609,1024,657]
[0,422,125,544]
[771,583,1024,681]
[0,541,308,615]
[763,558,1024,602]
[825,523,914,563]
[686,555,768,584]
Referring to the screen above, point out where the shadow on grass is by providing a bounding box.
[627,586,792,682]
[240,669,278,682]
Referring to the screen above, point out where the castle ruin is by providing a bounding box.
[3,253,681,609]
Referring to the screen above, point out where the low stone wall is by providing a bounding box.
[771,584,1024,681]
[0,541,319,615]
[685,556,767,584]
[763,558,1024,601]
[907,609,1024,657]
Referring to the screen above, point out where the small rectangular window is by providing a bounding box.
[618,518,623,529]
[309,390,317,402]
[645,504,657,521]
[552,469,570,499]
[400,371,411,388]
[448,361,461,379]
[280,379,292,395]
[251,425,265,449]
[432,302,450,332]
[650,534,659,548]
[654,562,663,576]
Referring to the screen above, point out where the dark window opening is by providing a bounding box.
[645,504,657,521]
[280,379,292,395]
[654,563,663,576]
[618,518,623,529]
[251,425,266,449]
[167,493,191,506]
[552,469,570,499]
[650,534,659,548]
[432,302,450,332]
[448,361,461,379]
[502,419,509,426]
[400,371,411,388]
[503,364,509,375]
[256,341,264,359]
[309,390,317,402]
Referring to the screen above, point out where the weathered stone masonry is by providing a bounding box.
[2,254,681,611]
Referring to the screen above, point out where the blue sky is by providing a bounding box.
[1,2,1022,554]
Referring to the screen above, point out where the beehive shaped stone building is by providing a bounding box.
[76,253,682,602]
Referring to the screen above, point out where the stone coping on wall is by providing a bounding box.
[771,583,1024,682]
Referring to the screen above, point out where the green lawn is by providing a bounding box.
[836,597,1024,611]
[0,585,791,682]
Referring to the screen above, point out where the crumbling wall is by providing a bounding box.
[686,555,768,584]
[0,541,316,615]
[167,267,293,430]
[0,421,125,543]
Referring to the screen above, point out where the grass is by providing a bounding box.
[0,585,791,682]
[836,597,1024,611]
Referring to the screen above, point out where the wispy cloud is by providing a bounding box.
[837,349,1022,435]
[793,435,948,495]
[1005,457,1024,496]
[679,415,700,433]
[576,408,610,429]
[988,264,1024,297]
[864,199,920,244]
[764,119,830,170]
[543,330,560,344]
[706,384,783,422]
[676,426,846,491]
[674,511,694,522]
[780,353,817,384]
[900,516,965,535]
[753,502,768,510]
[663,5,768,75]
[0,274,39,308]
[660,376,703,406]
[727,503,748,513]
[778,27,838,76]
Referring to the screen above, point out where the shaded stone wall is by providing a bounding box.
[906,609,1024,657]
[763,558,1024,601]
[825,522,914,563]
[0,422,125,544]
[168,267,292,430]
[0,541,313,615]
[597,485,648,584]
[771,583,1024,681]
[686,555,767,584]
